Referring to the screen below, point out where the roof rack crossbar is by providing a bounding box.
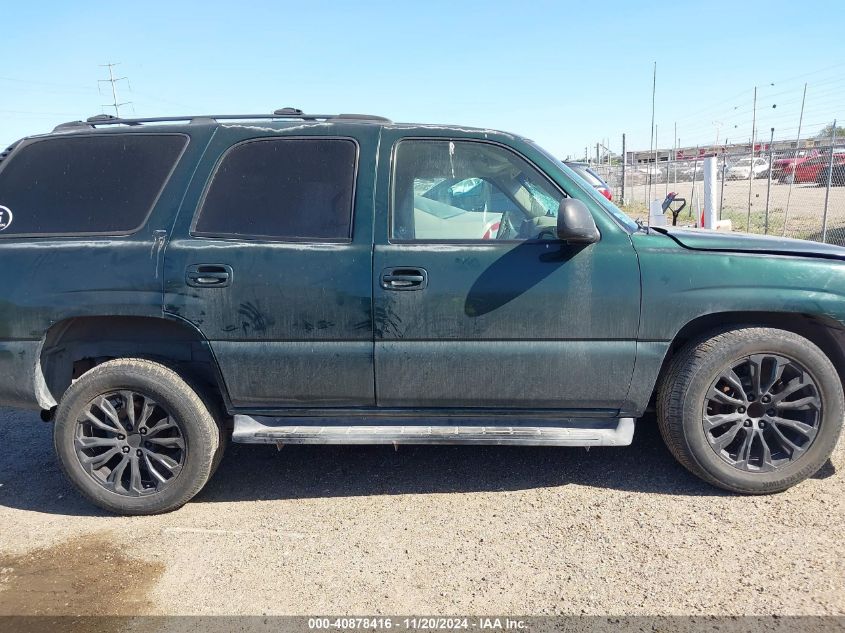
[52,110,390,132]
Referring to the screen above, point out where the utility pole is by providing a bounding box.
[98,63,131,117]
[713,120,723,147]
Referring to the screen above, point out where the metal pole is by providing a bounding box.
[690,146,700,222]
[764,127,775,234]
[621,133,626,205]
[720,150,727,220]
[783,83,807,237]
[822,120,838,243]
[648,61,656,206]
[107,64,119,117]
[703,157,718,229]
[666,123,672,197]
[673,123,678,190]
[654,124,659,199]
[746,86,757,232]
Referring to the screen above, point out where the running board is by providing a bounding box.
[232,415,636,447]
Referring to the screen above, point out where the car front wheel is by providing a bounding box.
[657,327,843,493]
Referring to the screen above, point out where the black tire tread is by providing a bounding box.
[656,327,843,494]
[54,358,219,515]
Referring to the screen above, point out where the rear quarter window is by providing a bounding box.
[0,134,187,236]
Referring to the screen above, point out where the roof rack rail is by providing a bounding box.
[0,141,19,165]
[52,108,391,132]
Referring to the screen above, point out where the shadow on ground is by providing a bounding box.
[3,407,816,517]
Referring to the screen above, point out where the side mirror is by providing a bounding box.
[557,199,600,244]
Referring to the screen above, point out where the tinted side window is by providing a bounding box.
[194,138,357,241]
[0,134,187,236]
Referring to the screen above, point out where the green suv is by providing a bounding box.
[0,109,842,514]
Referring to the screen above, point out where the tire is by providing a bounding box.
[193,379,229,478]
[657,327,844,494]
[54,358,220,515]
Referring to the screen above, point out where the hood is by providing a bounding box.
[652,226,845,261]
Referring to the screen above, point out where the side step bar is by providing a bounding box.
[232,415,636,447]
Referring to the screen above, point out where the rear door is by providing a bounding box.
[164,123,378,409]
[373,131,641,411]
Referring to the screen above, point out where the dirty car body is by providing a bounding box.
[0,111,843,514]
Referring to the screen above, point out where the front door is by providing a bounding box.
[373,134,641,411]
[164,124,378,409]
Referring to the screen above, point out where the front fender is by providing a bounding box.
[635,235,845,340]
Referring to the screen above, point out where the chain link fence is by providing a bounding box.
[588,144,845,244]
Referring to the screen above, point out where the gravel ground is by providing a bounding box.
[0,406,843,617]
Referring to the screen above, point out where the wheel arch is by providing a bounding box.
[653,311,845,403]
[37,315,231,414]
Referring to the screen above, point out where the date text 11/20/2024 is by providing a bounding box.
[307,617,528,630]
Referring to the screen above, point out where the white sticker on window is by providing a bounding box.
[0,205,12,231]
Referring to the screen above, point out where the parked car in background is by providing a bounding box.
[772,150,820,182]
[787,153,844,184]
[678,160,704,182]
[816,154,845,186]
[564,161,613,200]
[726,157,770,180]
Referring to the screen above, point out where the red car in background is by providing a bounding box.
[772,149,820,182]
[817,154,845,186]
[787,153,845,184]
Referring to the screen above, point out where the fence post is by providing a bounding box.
[719,148,727,220]
[782,83,807,237]
[822,120,838,243]
[764,127,775,234]
[703,157,718,229]
[621,133,626,205]
[674,137,679,190]
[746,87,757,232]
[689,149,700,223]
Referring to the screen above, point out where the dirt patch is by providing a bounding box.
[0,533,163,619]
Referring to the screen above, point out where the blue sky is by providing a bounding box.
[2,0,843,157]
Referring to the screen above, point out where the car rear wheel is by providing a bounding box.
[54,358,220,515]
[657,327,843,494]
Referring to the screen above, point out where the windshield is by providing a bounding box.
[530,143,637,231]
